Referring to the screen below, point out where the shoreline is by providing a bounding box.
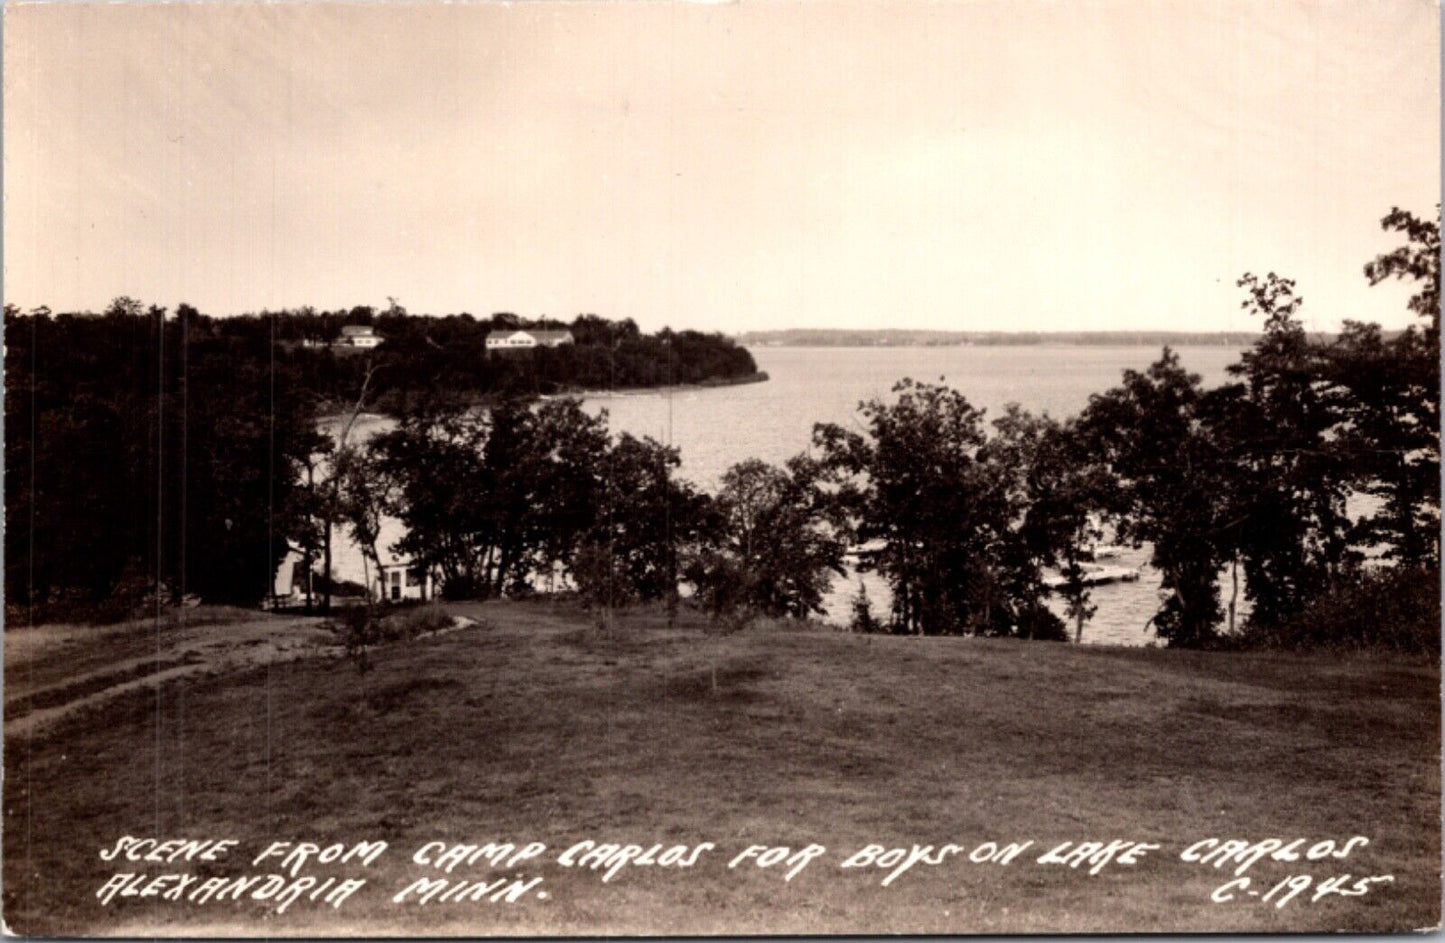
[740,341,1253,349]
[557,369,770,399]
[317,370,770,421]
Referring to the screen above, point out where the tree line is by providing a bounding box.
[5,208,1438,652]
[322,394,846,623]
[810,208,1438,648]
[2,304,755,618]
[281,304,761,408]
[325,208,1442,650]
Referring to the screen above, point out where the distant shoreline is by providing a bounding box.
[732,330,1321,348]
[743,340,1255,349]
[318,370,771,420]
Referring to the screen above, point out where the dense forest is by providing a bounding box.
[4,208,1439,654]
[274,306,761,408]
[2,306,756,614]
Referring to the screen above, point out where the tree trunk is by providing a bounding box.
[322,521,333,614]
[304,462,315,613]
[1396,457,1420,565]
[1228,556,1238,635]
[365,543,385,605]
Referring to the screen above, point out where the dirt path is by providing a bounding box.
[4,610,476,739]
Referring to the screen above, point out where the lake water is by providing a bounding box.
[331,345,1249,645]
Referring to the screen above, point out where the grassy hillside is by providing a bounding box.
[4,601,1438,935]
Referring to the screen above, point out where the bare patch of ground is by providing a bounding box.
[3,607,478,738]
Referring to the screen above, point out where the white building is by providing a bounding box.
[375,560,435,603]
[268,548,310,608]
[335,324,383,349]
[485,329,575,350]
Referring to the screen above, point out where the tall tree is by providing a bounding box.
[815,379,1019,636]
[372,395,615,600]
[1363,205,1441,337]
[585,432,711,603]
[1328,206,1442,566]
[1080,350,1235,647]
[1215,273,1353,627]
[989,409,1108,642]
[372,401,506,599]
[693,456,848,620]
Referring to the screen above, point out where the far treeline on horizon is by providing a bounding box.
[736,329,1328,347]
[3,206,1440,655]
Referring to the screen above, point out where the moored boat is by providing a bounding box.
[1043,564,1142,589]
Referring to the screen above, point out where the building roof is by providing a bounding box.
[340,324,377,336]
[487,328,573,340]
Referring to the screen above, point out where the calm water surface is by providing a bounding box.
[333,345,1248,645]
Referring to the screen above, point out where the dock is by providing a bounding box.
[1043,565,1142,589]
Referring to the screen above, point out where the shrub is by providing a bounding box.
[848,582,882,634]
[1239,566,1440,656]
[312,574,368,598]
[684,548,757,633]
[6,595,137,628]
[1012,602,1069,642]
[439,574,484,601]
[327,604,382,673]
[387,605,453,638]
[572,542,635,612]
[328,603,457,673]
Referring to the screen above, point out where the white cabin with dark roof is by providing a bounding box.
[335,324,383,349]
[485,329,574,350]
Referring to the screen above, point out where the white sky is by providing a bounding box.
[4,1,1439,332]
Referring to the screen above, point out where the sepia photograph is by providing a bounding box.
[2,0,1441,935]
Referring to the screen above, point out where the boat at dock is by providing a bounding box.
[1042,564,1141,589]
[1087,544,1128,560]
[843,538,889,560]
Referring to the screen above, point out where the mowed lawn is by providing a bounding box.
[3,600,1439,936]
